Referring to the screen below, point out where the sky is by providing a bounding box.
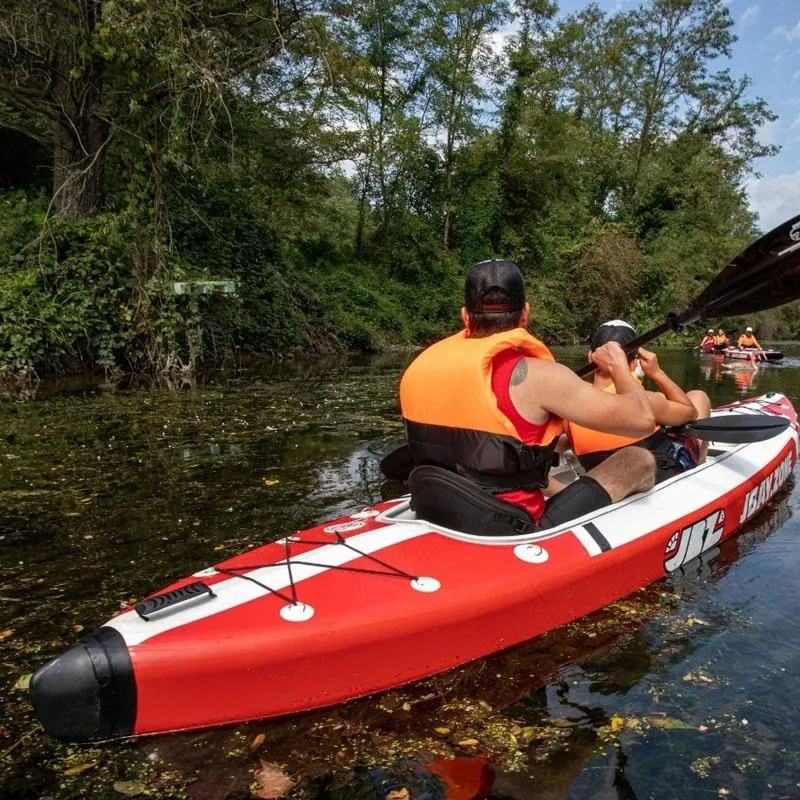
[554,0,800,232]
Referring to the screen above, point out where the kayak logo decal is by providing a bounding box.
[791,221,800,242]
[739,453,793,524]
[664,509,725,572]
[323,520,367,534]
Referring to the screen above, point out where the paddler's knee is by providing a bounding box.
[588,446,656,502]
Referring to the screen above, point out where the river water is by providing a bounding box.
[2,346,800,800]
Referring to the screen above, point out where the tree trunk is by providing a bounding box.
[52,113,109,218]
[50,1,108,219]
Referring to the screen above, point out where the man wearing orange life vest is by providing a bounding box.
[400,260,661,531]
[737,326,763,351]
[565,320,710,480]
[713,329,729,352]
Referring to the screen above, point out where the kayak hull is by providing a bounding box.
[30,393,799,741]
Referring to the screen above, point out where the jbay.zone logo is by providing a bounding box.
[739,453,793,524]
[791,221,800,242]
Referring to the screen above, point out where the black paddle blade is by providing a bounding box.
[686,414,791,443]
[692,214,800,319]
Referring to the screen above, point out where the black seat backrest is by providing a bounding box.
[408,465,538,537]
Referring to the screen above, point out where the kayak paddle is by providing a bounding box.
[683,413,791,443]
[576,212,800,378]
[380,410,792,479]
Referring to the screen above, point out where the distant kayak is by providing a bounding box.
[699,347,784,362]
[30,393,799,743]
[723,347,784,362]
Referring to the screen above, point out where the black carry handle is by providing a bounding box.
[576,213,800,378]
[135,581,216,621]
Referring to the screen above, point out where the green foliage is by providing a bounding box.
[0,208,133,373]
[1,0,794,375]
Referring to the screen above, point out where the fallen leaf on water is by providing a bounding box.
[386,789,410,800]
[263,479,280,486]
[63,761,98,776]
[646,715,696,730]
[610,716,624,731]
[434,727,451,736]
[13,673,31,691]
[112,781,145,797]
[214,544,225,551]
[0,629,13,640]
[252,760,295,799]
[250,733,266,750]
[457,738,480,748]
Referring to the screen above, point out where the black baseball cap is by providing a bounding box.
[590,319,638,351]
[465,259,526,314]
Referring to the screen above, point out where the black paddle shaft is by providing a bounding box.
[576,213,800,378]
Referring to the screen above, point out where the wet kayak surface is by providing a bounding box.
[2,346,800,799]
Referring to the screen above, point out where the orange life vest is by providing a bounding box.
[565,380,659,457]
[738,334,757,348]
[714,334,728,346]
[400,328,562,491]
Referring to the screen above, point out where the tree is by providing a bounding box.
[0,0,317,218]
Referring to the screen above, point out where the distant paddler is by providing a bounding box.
[698,329,716,353]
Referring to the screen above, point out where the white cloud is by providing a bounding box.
[739,5,760,28]
[747,171,800,231]
[771,20,800,41]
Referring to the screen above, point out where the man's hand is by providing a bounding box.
[636,347,662,378]
[589,341,630,374]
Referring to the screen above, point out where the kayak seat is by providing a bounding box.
[408,465,537,536]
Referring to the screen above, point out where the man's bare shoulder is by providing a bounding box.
[516,356,577,386]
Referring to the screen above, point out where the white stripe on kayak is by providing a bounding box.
[572,527,604,557]
[107,522,429,646]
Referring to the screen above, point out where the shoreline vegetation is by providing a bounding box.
[2,0,798,378]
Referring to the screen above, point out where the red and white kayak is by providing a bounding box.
[722,347,784,362]
[31,393,798,742]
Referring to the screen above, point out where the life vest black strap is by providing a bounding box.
[403,419,559,491]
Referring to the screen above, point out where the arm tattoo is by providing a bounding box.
[511,357,528,386]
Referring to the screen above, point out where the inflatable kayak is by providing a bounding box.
[30,393,798,742]
[722,347,784,362]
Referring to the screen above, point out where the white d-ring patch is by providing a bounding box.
[514,544,549,564]
[280,602,315,622]
[323,520,367,534]
[193,567,218,577]
[411,577,441,593]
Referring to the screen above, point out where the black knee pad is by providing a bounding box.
[539,476,612,529]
